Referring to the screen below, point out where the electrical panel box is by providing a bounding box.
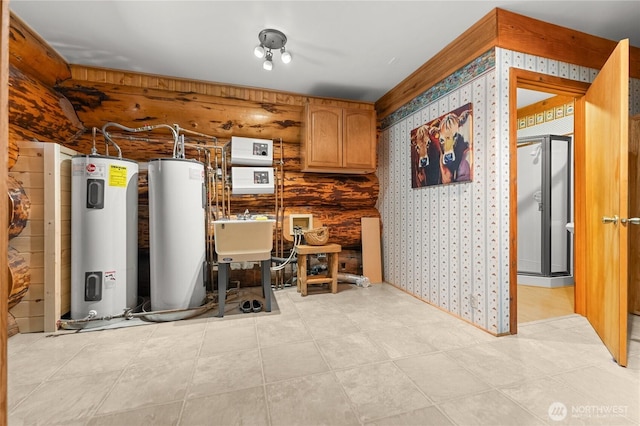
[231,167,275,195]
[289,213,313,236]
[231,136,273,166]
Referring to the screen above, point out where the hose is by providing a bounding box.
[57,299,217,330]
[271,227,303,271]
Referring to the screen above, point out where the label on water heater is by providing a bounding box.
[109,164,127,187]
[104,270,116,288]
[73,162,106,177]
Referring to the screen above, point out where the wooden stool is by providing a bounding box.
[296,243,341,296]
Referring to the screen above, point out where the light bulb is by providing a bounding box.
[254,45,265,58]
[281,49,292,64]
[263,59,273,71]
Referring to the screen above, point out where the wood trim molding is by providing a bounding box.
[1,2,10,425]
[69,65,375,110]
[510,68,589,331]
[496,9,640,80]
[375,9,498,120]
[377,7,639,122]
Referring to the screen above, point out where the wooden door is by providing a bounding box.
[584,40,629,367]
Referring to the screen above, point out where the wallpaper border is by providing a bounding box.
[380,49,496,130]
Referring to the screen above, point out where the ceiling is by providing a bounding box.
[9,1,640,106]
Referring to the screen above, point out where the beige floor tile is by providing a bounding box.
[344,310,407,331]
[188,349,263,398]
[8,338,84,387]
[7,283,636,426]
[256,314,313,347]
[7,382,38,413]
[500,376,636,425]
[9,372,121,425]
[302,312,361,340]
[365,326,437,359]
[96,358,195,415]
[134,333,203,363]
[6,332,47,356]
[446,342,546,387]
[334,361,431,423]
[516,320,562,337]
[554,365,640,423]
[262,340,329,383]
[200,320,258,356]
[316,333,389,370]
[411,320,491,351]
[395,352,492,402]
[365,405,454,426]
[87,401,183,426]
[182,386,269,426]
[51,340,141,380]
[438,390,545,426]
[266,372,359,426]
[295,297,347,317]
[74,322,157,344]
[489,336,609,375]
[150,318,207,338]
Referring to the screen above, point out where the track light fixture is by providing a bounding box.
[254,28,292,71]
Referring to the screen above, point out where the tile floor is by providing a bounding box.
[7,282,640,426]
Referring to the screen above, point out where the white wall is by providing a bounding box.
[377,46,640,335]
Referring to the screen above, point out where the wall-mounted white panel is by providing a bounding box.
[231,167,274,195]
[231,136,273,166]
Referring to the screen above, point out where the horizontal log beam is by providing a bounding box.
[56,80,303,142]
[9,64,84,146]
[9,12,70,87]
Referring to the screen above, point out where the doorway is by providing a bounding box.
[515,95,576,324]
[509,68,591,334]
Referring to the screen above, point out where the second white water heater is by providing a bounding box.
[71,155,138,319]
[148,158,206,310]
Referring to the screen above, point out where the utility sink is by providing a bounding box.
[213,218,275,263]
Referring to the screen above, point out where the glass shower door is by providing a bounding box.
[517,138,543,274]
[517,134,572,277]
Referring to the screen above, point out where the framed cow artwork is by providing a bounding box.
[410,103,473,188]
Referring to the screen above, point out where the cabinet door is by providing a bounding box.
[306,106,342,168]
[343,109,376,170]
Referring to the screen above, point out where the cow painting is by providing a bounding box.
[410,103,473,188]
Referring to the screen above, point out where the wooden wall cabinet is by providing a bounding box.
[302,104,376,174]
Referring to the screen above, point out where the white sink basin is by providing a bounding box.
[213,219,275,263]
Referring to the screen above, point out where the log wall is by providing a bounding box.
[8,12,380,293]
[57,66,380,256]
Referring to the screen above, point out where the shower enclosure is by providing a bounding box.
[517,134,572,284]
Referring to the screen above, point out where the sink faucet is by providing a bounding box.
[241,209,250,220]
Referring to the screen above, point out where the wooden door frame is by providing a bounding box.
[1,0,9,423]
[509,68,591,334]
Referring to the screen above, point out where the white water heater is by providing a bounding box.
[148,158,206,310]
[71,155,138,319]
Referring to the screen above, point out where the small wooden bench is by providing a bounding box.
[296,243,342,296]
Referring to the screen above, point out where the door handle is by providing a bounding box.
[621,217,640,225]
[602,215,619,224]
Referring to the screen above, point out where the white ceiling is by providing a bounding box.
[9,1,640,104]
